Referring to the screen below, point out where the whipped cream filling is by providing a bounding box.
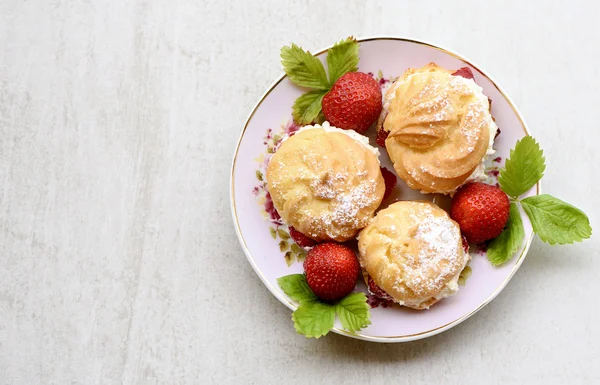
[286,121,380,159]
[382,72,498,189]
[462,79,498,155]
[371,249,468,309]
[432,248,471,303]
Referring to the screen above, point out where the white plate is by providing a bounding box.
[230,37,539,342]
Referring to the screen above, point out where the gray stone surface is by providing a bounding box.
[0,0,598,383]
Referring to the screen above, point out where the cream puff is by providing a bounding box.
[266,122,385,242]
[378,63,497,194]
[358,201,469,310]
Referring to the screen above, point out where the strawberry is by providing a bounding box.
[452,67,475,80]
[376,126,389,147]
[462,235,470,254]
[288,226,317,248]
[450,182,510,244]
[380,167,397,200]
[303,243,360,301]
[322,72,382,133]
[367,275,394,301]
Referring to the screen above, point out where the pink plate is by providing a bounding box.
[230,37,539,342]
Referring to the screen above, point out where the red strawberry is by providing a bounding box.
[452,67,475,80]
[461,235,470,254]
[367,275,394,301]
[322,72,382,133]
[288,226,317,248]
[450,182,510,244]
[380,167,397,200]
[376,126,389,147]
[303,243,360,301]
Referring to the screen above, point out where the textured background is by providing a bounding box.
[1,0,599,384]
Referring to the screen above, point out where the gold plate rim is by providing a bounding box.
[229,36,540,343]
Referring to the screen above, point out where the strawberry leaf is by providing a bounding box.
[498,136,545,198]
[335,292,371,333]
[277,274,317,304]
[487,203,525,266]
[281,43,330,90]
[326,37,360,84]
[521,194,592,245]
[292,301,335,339]
[292,90,327,125]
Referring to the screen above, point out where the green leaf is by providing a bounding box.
[521,194,592,245]
[281,43,330,90]
[498,136,545,198]
[335,292,371,333]
[326,37,360,84]
[279,240,289,252]
[295,250,306,263]
[277,274,317,303]
[292,90,326,125]
[284,251,293,266]
[292,301,335,338]
[487,203,525,266]
[290,243,303,254]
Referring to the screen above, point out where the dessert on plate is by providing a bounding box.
[377,63,498,194]
[266,122,385,242]
[242,37,590,339]
[358,200,470,310]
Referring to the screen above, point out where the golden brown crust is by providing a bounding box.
[357,201,469,309]
[266,128,385,242]
[382,63,495,194]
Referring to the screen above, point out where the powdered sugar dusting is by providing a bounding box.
[460,105,484,153]
[311,170,347,199]
[315,175,378,239]
[401,207,465,298]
